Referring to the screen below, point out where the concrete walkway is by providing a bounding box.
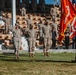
[0,49,76,54]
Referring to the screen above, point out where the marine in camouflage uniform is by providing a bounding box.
[20,2,26,16]
[51,19,58,37]
[23,24,37,57]
[37,19,44,45]
[52,27,57,49]
[37,21,52,56]
[3,14,12,34]
[50,5,57,20]
[9,24,22,59]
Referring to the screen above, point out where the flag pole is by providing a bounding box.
[12,0,16,26]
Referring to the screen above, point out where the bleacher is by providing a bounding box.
[0,6,61,50]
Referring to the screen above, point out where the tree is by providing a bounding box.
[39,0,45,13]
[25,0,30,9]
[31,0,37,12]
[0,0,5,11]
[54,0,59,5]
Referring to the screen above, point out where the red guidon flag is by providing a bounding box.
[70,17,76,39]
[58,0,76,42]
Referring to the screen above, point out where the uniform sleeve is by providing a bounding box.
[24,28,29,32]
[9,25,13,31]
[9,25,15,32]
[35,29,37,38]
[39,24,44,28]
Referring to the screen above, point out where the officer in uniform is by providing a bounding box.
[37,20,52,56]
[51,19,58,37]
[37,19,44,45]
[64,32,70,49]
[23,24,37,57]
[50,5,57,20]
[20,2,26,16]
[52,27,57,49]
[3,13,11,34]
[9,24,22,59]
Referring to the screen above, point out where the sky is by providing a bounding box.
[40,0,60,4]
[45,0,55,4]
[20,0,60,4]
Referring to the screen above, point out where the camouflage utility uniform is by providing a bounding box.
[38,22,52,56]
[21,2,26,16]
[3,15,11,34]
[50,5,57,20]
[9,25,22,58]
[23,25,36,57]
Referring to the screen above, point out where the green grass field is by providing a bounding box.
[0,52,76,75]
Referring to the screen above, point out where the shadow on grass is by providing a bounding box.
[0,53,76,63]
[1,59,76,64]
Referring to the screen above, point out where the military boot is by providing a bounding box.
[29,52,32,57]
[31,53,34,57]
[44,52,46,56]
[46,52,49,57]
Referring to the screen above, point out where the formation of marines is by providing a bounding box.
[1,3,58,58]
[8,15,57,58]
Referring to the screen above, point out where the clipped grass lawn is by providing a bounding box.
[0,52,76,75]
